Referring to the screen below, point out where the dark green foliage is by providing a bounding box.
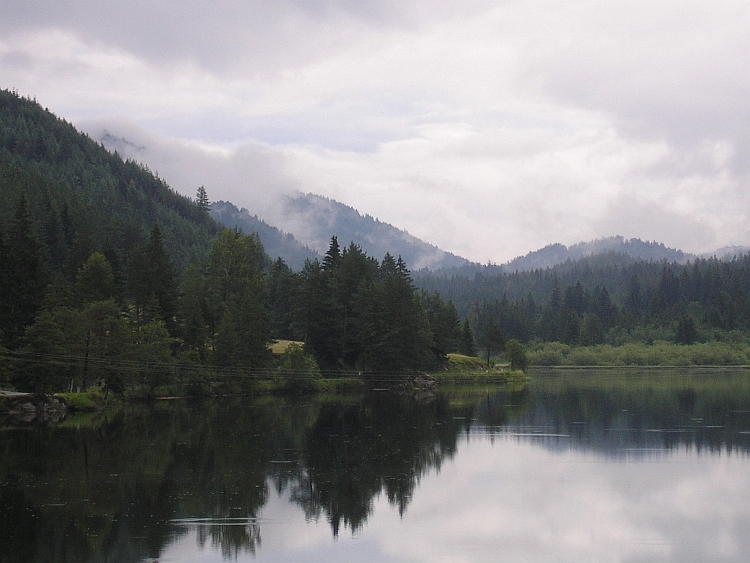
[276,240,450,375]
[178,263,209,359]
[268,258,303,340]
[1,195,47,346]
[75,252,115,304]
[364,255,432,374]
[420,250,750,350]
[203,229,272,368]
[0,89,218,278]
[128,225,179,332]
[16,299,174,394]
[459,318,476,356]
[278,343,321,394]
[675,315,697,345]
[477,319,505,366]
[196,185,210,211]
[422,292,462,368]
[504,339,529,372]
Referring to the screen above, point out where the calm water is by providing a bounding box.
[2,369,750,563]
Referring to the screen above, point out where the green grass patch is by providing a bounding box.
[56,389,104,412]
[433,354,527,385]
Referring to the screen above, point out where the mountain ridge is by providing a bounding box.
[209,200,321,270]
[86,105,747,273]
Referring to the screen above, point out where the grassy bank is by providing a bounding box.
[431,353,528,384]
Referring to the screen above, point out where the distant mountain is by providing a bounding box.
[210,200,320,270]
[266,193,471,271]
[702,246,750,261]
[503,236,690,272]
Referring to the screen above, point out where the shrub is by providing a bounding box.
[278,344,321,394]
[505,340,530,372]
[56,389,102,411]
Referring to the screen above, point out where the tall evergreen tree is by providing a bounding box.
[196,185,210,212]
[2,195,48,346]
[75,252,115,304]
[422,292,461,367]
[300,259,341,369]
[178,263,208,359]
[478,319,505,367]
[204,229,271,367]
[459,318,476,357]
[128,224,178,332]
[322,236,341,273]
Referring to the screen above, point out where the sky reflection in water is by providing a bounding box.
[162,401,750,562]
[3,371,750,563]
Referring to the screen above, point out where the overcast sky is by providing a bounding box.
[2,1,749,263]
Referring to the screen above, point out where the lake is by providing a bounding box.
[2,368,749,562]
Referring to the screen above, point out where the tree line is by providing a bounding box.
[424,253,750,350]
[0,192,472,393]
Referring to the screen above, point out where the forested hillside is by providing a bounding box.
[501,236,689,272]
[0,90,219,272]
[417,250,750,353]
[0,90,466,395]
[275,193,471,271]
[4,87,749,392]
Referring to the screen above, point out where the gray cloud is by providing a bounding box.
[0,1,492,74]
[2,1,748,262]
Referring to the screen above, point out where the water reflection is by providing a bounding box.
[480,370,750,455]
[1,370,749,562]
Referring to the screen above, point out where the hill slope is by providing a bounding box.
[268,192,471,270]
[0,89,218,272]
[210,200,320,270]
[503,236,690,272]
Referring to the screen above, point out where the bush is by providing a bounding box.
[530,342,570,366]
[505,340,530,373]
[528,340,750,367]
[56,389,103,411]
[278,344,321,394]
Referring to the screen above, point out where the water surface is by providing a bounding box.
[2,369,749,562]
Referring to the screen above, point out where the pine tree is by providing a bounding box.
[322,236,341,273]
[75,252,115,304]
[459,318,476,356]
[478,319,505,367]
[128,224,178,332]
[2,195,48,346]
[268,258,302,340]
[178,263,208,358]
[203,229,271,368]
[196,185,210,212]
[422,292,461,367]
[300,259,341,369]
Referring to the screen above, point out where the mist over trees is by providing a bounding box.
[0,89,464,392]
[4,87,750,394]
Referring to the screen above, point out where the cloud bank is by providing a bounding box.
[2,1,748,262]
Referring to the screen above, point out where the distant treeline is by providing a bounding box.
[0,193,471,394]
[417,251,750,350]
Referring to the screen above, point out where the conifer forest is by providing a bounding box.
[2,89,750,396]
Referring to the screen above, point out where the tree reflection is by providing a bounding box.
[3,374,747,561]
[289,393,468,536]
[194,518,261,559]
[484,371,750,455]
